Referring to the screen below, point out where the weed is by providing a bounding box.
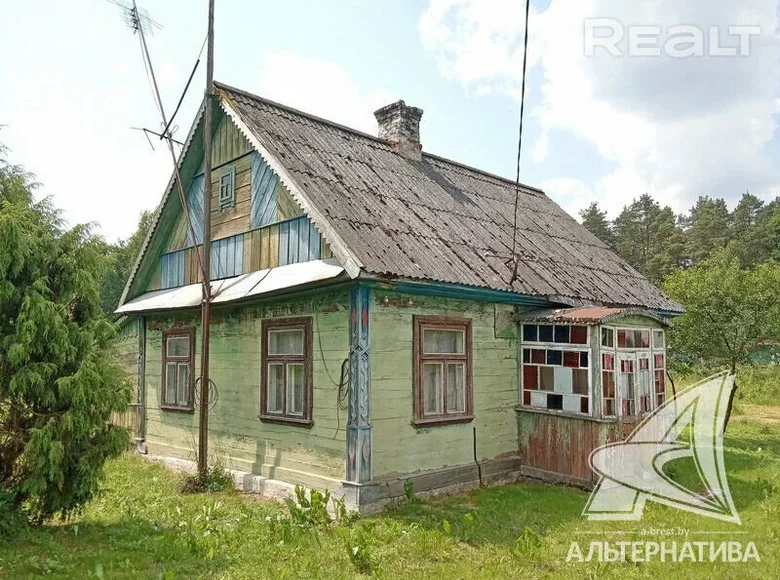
[179,463,233,494]
[332,496,360,525]
[460,512,477,543]
[285,485,331,528]
[4,417,780,579]
[172,500,232,560]
[346,527,375,575]
[514,526,542,555]
[404,479,415,502]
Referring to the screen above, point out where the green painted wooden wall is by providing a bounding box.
[369,291,522,478]
[113,319,140,433]
[142,291,350,488]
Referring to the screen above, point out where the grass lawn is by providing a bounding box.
[2,412,780,579]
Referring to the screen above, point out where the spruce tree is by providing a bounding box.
[0,149,130,523]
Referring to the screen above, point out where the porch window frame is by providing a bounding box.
[601,325,667,419]
[520,323,593,417]
[413,316,474,427]
[160,328,195,413]
[259,317,314,427]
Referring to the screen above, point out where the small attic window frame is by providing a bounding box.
[219,167,236,210]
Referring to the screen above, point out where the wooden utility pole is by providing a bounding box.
[198,0,215,478]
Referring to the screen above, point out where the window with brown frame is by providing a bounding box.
[413,316,473,426]
[260,317,313,426]
[161,328,195,412]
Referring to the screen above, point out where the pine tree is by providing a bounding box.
[579,202,615,249]
[0,149,130,524]
[612,194,681,283]
[683,196,731,264]
[728,193,779,267]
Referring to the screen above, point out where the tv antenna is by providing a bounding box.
[106,0,163,36]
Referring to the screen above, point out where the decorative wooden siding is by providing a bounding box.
[162,218,333,288]
[161,250,185,289]
[150,112,333,293]
[186,174,205,246]
[211,233,244,279]
[202,114,251,169]
[250,152,279,228]
[277,184,303,221]
[210,154,253,240]
[279,216,322,266]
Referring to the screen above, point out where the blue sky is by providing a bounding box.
[1,0,778,241]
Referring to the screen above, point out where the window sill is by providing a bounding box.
[160,405,194,414]
[258,414,313,428]
[412,415,474,428]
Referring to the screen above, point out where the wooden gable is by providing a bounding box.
[124,105,333,301]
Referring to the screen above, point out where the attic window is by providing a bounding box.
[219,167,236,210]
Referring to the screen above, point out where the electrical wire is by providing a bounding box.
[129,0,206,284]
[508,0,532,285]
[160,34,208,141]
[313,309,351,439]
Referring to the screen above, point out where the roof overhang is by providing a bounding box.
[517,306,672,327]
[115,259,346,315]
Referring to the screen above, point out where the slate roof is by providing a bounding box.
[216,82,683,313]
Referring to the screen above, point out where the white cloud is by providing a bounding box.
[248,51,394,135]
[419,0,780,215]
[539,177,595,217]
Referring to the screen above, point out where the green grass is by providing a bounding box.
[2,417,780,578]
[673,365,780,407]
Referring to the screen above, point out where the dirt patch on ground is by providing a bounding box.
[733,404,780,425]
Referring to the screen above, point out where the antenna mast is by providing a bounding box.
[112,0,214,478]
[198,0,215,479]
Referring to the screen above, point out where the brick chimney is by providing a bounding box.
[373,100,423,161]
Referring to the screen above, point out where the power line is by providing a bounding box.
[507,0,532,286]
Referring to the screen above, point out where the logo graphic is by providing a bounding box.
[584,371,740,524]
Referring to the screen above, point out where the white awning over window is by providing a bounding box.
[115,259,345,314]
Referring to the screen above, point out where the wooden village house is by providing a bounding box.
[115,82,684,512]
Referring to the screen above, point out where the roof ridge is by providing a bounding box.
[214,80,544,195]
[214,80,388,144]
